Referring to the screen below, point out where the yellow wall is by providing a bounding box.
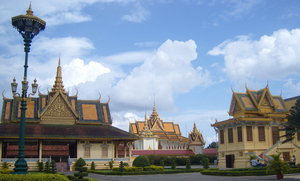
[217,118,300,168]
[77,140,114,159]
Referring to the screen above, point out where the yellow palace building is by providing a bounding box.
[211,85,300,168]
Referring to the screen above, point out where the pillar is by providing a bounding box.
[116,141,118,158]
[124,141,127,158]
[129,141,132,161]
[112,141,115,161]
[0,139,2,163]
[38,140,42,162]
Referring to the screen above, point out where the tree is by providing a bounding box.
[206,142,218,149]
[281,99,300,143]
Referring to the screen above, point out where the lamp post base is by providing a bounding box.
[12,158,28,175]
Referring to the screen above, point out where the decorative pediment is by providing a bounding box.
[39,91,78,124]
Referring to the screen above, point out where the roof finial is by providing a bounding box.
[26,2,33,16]
[231,86,234,92]
[245,83,248,90]
[59,54,61,66]
[267,81,269,88]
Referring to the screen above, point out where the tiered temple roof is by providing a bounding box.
[0,57,139,141]
[129,102,188,143]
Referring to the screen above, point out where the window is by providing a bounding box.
[220,129,224,144]
[84,147,90,157]
[228,128,233,143]
[237,126,242,142]
[272,126,279,145]
[102,146,108,157]
[258,126,265,141]
[246,126,253,141]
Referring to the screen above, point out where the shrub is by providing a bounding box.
[123,162,129,167]
[44,161,50,173]
[119,161,125,172]
[2,162,8,169]
[37,161,43,172]
[0,173,69,180]
[133,155,150,167]
[201,158,210,169]
[74,157,88,181]
[186,158,191,169]
[90,161,95,170]
[49,160,57,174]
[160,160,164,167]
[108,160,114,170]
[171,160,176,170]
[0,169,14,174]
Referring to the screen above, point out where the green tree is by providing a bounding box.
[119,161,125,172]
[160,160,164,167]
[44,161,50,173]
[133,155,150,167]
[206,141,218,149]
[74,158,88,181]
[90,161,95,170]
[186,158,191,169]
[281,99,300,143]
[50,160,57,174]
[201,158,210,169]
[171,160,176,170]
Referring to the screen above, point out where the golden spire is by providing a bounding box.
[51,56,65,93]
[193,122,198,132]
[151,94,158,117]
[26,2,33,16]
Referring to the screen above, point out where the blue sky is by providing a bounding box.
[1,0,300,146]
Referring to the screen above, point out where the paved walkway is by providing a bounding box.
[62,171,300,181]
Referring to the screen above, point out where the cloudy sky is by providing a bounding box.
[1,0,300,146]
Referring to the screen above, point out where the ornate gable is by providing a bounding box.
[40,91,78,125]
[188,123,205,146]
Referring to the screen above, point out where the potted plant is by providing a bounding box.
[266,153,289,179]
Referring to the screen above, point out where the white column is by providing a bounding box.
[112,141,115,161]
[129,142,132,161]
[116,142,119,158]
[124,141,127,158]
[39,140,42,162]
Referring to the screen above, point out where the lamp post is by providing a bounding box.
[11,3,46,174]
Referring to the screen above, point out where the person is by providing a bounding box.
[251,159,257,167]
[256,160,262,166]
[293,155,296,165]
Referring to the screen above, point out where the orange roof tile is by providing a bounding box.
[164,123,174,132]
[138,122,145,131]
[174,125,180,134]
[132,124,137,134]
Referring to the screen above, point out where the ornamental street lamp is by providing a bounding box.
[11,3,46,175]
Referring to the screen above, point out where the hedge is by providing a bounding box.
[146,154,217,166]
[200,168,300,176]
[0,169,14,174]
[0,173,69,181]
[89,168,203,175]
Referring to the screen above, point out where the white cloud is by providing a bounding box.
[63,58,110,87]
[208,28,300,81]
[134,41,160,47]
[224,0,261,18]
[111,39,212,111]
[102,51,155,64]
[122,1,149,23]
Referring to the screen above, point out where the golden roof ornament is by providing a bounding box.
[51,56,65,93]
[26,3,33,16]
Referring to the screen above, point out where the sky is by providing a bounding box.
[1,0,300,147]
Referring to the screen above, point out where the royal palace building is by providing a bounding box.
[0,58,139,171]
[211,85,300,168]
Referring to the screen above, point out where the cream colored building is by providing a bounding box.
[211,85,300,168]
